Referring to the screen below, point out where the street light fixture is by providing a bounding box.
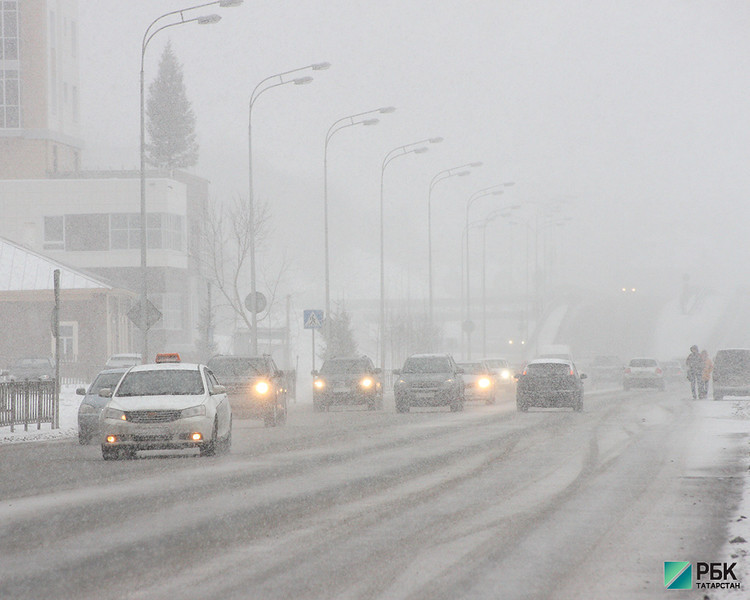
[379,137,442,369]
[464,183,516,359]
[427,161,482,330]
[323,107,395,342]
[247,63,329,354]
[139,0,241,363]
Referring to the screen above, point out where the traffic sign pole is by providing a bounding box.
[312,328,316,372]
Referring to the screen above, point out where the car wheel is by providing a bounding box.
[101,445,120,461]
[450,394,463,412]
[220,417,233,454]
[574,396,583,412]
[78,430,92,445]
[277,402,287,425]
[200,418,219,456]
[264,404,278,427]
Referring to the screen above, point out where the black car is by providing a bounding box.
[516,358,586,412]
[393,354,464,413]
[712,348,750,401]
[10,357,54,381]
[207,354,288,426]
[76,367,129,444]
[312,356,383,411]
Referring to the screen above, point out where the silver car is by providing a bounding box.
[76,367,128,444]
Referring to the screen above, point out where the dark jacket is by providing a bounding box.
[686,351,703,378]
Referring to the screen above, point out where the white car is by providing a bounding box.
[623,357,665,391]
[98,359,232,460]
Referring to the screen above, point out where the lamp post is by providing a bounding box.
[247,63,329,354]
[464,183,516,359]
[323,107,395,343]
[427,162,481,331]
[379,137,442,370]
[139,0,241,363]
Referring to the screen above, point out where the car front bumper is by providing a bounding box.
[100,416,213,450]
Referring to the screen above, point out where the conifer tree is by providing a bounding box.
[322,307,358,361]
[145,41,199,169]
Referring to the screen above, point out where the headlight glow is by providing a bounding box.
[314,379,325,390]
[500,370,510,379]
[106,435,117,443]
[191,432,203,441]
[255,381,270,394]
[103,407,126,421]
[478,377,491,389]
[181,405,206,419]
[360,377,373,388]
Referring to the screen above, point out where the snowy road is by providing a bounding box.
[1,389,748,599]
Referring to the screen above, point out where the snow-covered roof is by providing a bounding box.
[0,236,112,291]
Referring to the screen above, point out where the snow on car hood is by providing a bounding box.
[107,394,206,411]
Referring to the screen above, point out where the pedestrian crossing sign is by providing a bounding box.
[304,310,324,329]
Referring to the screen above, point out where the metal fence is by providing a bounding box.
[0,380,57,432]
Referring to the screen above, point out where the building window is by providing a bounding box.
[110,213,183,251]
[64,214,109,251]
[72,85,78,122]
[152,293,183,331]
[44,216,64,250]
[0,2,19,61]
[56,322,78,363]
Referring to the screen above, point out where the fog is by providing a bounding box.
[18,1,750,364]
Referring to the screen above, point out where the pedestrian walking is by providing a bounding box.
[700,350,713,399]
[686,345,703,400]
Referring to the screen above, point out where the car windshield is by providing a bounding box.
[526,363,572,376]
[89,372,125,394]
[208,357,268,377]
[106,356,140,366]
[630,359,657,367]
[402,357,452,373]
[458,363,486,375]
[321,359,369,374]
[115,370,205,396]
[484,359,508,368]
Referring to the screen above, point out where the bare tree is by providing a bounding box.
[200,195,289,339]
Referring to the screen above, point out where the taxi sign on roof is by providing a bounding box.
[155,353,181,363]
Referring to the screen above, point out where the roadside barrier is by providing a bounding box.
[0,380,57,432]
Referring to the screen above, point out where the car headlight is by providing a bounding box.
[360,377,373,389]
[500,370,511,380]
[254,381,270,394]
[181,405,206,419]
[313,379,325,390]
[478,377,491,389]
[102,407,126,421]
[79,403,99,414]
[443,379,454,386]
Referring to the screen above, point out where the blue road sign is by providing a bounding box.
[304,310,324,329]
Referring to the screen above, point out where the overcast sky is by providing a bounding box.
[77,1,750,306]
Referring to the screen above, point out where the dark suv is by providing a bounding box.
[393,354,465,413]
[207,355,288,426]
[516,358,585,412]
[312,356,383,411]
[712,348,750,401]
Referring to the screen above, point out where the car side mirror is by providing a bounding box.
[76,387,86,395]
[98,388,112,398]
[456,367,465,375]
[580,373,587,380]
[374,368,382,375]
[311,370,319,377]
[212,384,226,395]
[392,369,401,376]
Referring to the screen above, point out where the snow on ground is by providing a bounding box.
[0,384,81,443]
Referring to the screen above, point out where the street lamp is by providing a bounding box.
[480,211,501,358]
[139,0,241,363]
[323,107,395,343]
[247,62,329,354]
[380,137,442,370]
[427,161,482,330]
[464,182,516,359]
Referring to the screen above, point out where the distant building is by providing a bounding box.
[0,235,135,379]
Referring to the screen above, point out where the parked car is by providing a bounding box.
[393,354,464,413]
[98,357,232,460]
[207,354,288,426]
[482,357,515,392]
[311,355,383,411]
[10,357,54,380]
[105,353,142,368]
[712,348,750,401]
[516,358,585,412]
[623,357,665,390]
[457,362,496,404]
[588,355,624,385]
[76,368,129,444]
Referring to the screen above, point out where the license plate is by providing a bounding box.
[416,391,433,398]
[134,427,170,437]
[333,387,349,394]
